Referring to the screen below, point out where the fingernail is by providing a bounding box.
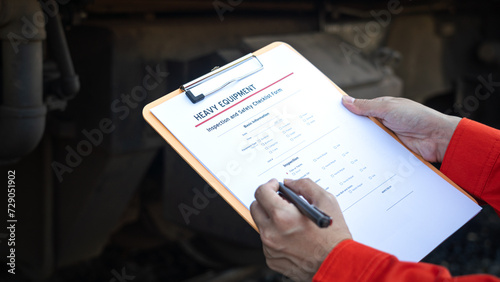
[343,95,355,104]
[283,178,293,184]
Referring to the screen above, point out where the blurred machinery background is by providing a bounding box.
[0,0,500,281]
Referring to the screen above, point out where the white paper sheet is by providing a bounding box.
[150,44,481,262]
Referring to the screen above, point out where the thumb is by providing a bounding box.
[341,95,388,119]
[284,179,343,222]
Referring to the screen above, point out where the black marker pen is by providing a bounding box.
[278,182,333,228]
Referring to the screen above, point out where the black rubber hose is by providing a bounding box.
[44,0,80,99]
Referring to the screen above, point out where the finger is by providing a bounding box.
[254,179,287,212]
[283,178,329,207]
[342,95,391,120]
[284,178,344,222]
[250,200,270,229]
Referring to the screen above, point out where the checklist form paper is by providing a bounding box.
[147,43,481,262]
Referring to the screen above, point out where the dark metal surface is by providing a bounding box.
[0,0,47,162]
[241,32,403,99]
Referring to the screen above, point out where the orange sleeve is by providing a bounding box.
[314,118,500,281]
[441,118,500,215]
[314,240,499,282]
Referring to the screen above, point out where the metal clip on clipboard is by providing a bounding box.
[181,54,264,103]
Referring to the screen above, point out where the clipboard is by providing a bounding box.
[143,42,476,232]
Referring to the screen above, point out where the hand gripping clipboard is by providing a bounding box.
[143,42,476,232]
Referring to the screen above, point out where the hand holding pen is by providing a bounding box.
[250,178,352,281]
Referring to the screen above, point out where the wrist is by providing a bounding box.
[436,115,461,162]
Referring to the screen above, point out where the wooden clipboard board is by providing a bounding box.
[143,42,476,232]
